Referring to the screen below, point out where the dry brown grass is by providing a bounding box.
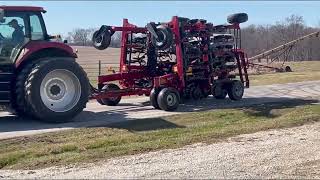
[72,46,320,86]
[250,61,320,86]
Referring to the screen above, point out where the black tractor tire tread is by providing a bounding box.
[14,61,37,117]
[25,58,89,123]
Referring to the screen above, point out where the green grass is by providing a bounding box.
[250,61,320,86]
[0,100,319,170]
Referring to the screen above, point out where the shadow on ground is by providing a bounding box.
[107,118,185,132]
[0,96,318,135]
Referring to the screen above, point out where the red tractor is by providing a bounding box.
[0,6,90,122]
[91,13,249,111]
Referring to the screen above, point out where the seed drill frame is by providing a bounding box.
[90,14,250,111]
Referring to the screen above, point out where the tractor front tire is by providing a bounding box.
[25,58,89,123]
[157,87,180,111]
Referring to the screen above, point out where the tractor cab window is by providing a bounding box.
[0,16,25,44]
[29,14,44,40]
[0,12,26,63]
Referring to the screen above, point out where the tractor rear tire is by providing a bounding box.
[157,87,180,111]
[14,62,37,117]
[150,88,161,109]
[227,80,244,101]
[25,58,89,123]
[100,83,121,106]
[227,13,248,24]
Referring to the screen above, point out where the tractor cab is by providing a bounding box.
[0,7,88,123]
[0,6,48,64]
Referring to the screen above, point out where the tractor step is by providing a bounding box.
[0,72,14,104]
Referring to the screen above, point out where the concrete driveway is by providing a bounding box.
[0,80,319,140]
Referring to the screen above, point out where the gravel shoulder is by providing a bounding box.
[1,121,319,179]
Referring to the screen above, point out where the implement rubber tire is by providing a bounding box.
[227,80,244,101]
[157,88,180,111]
[191,86,202,100]
[151,25,173,50]
[100,84,121,106]
[25,58,89,123]
[227,13,248,24]
[92,30,111,50]
[150,88,161,109]
[212,84,228,99]
[96,98,105,105]
[285,66,292,72]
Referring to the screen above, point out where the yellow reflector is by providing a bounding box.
[173,65,178,72]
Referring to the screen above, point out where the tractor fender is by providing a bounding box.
[15,41,77,68]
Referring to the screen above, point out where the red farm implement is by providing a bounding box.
[90,13,250,111]
[0,6,250,122]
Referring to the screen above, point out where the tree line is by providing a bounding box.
[64,28,121,47]
[64,14,320,61]
[241,14,320,61]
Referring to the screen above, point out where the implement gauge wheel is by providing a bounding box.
[157,87,180,111]
[212,84,228,99]
[99,83,122,106]
[227,80,244,101]
[150,88,161,109]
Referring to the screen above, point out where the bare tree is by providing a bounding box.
[110,31,121,48]
[68,28,92,46]
[66,27,121,47]
[242,14,320,61]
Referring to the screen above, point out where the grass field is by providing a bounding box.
[250,61,320,86]
[0,101,319,170]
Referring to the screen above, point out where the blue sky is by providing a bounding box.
[1,1,320,36]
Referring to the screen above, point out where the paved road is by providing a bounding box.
[0,80,319,140]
